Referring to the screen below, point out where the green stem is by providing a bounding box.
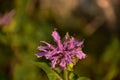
[63,69,68,80]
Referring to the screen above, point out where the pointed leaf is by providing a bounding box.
[33,62,63,80]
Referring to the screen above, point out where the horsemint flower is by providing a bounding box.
[35,29,86,69]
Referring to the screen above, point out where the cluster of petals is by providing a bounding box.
[36,29,86,69]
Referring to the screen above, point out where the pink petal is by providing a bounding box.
[52,29,63,50]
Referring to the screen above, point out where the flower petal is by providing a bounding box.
[37,46,48,52]
[64,51,73,63]
[75,50,86,59]
[51,56,59,68]
[68,37,75,49]
[75,41,84,47]
[40,41,55,49]
[35,52,46,58]
[52,30,63,50]
[71,48,86,59]
[60,59,66,68]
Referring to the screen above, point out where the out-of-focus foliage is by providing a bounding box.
[0,0,120,80]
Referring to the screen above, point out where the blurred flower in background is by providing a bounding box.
[0,10,15,25]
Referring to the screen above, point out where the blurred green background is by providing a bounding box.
[0,0,120,80]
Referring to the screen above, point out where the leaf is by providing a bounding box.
[68,72,91,80]
[33,62,63,80]
[69,72,74,80]
[77,77,91,80]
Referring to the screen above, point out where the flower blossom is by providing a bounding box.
[36,29,86,69]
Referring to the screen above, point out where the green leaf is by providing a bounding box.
[33,62,63,80]
[77,77,91,80]
[69,72,74,80]
[68,72,91,80]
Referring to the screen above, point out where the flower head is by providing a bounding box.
[36,29,86,69]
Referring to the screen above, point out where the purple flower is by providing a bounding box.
[36,29,86,69]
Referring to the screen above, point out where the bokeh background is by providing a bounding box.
[0,0,120,80]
